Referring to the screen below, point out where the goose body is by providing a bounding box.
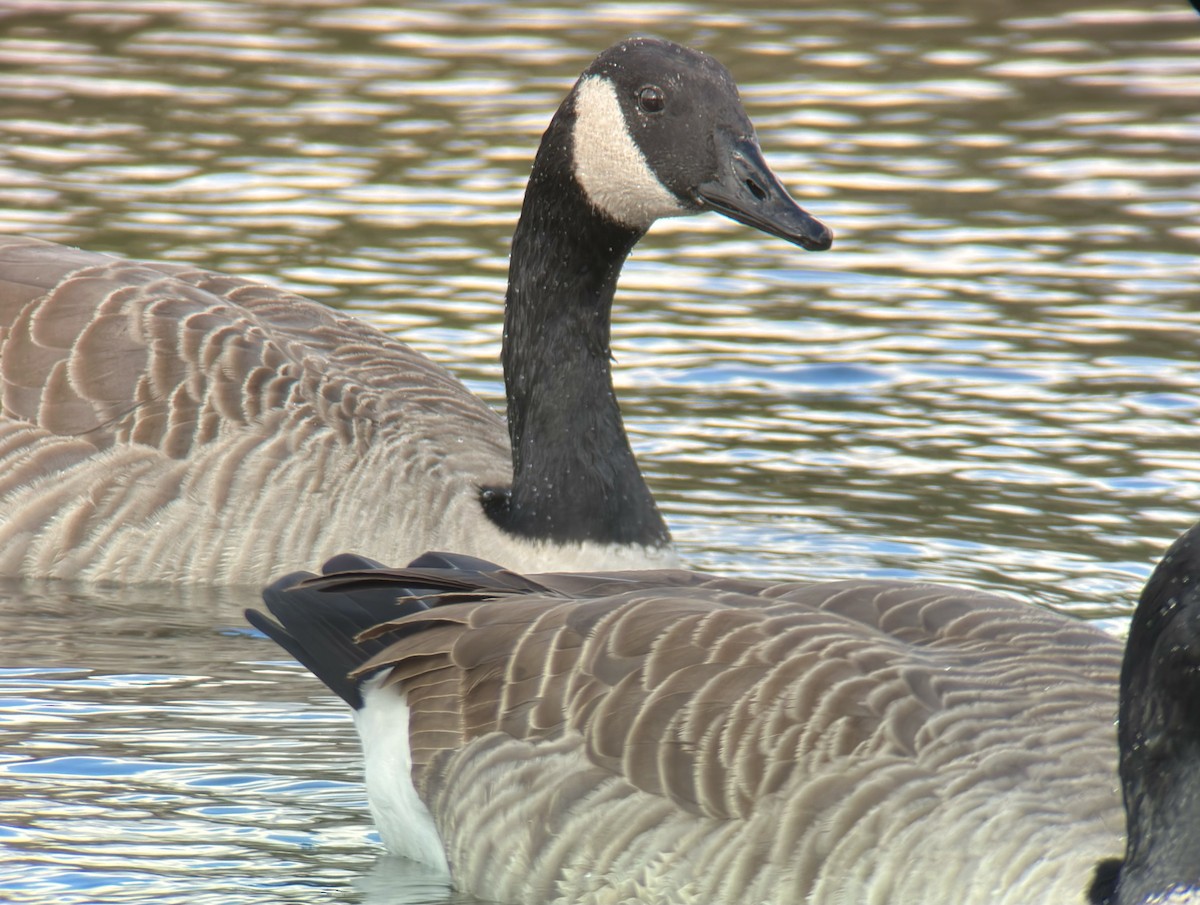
[0,38,830,584]
[247,528,1200,905]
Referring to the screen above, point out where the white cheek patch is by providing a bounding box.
[571,75,689,229]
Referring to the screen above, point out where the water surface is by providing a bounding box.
[2,1,1199,902]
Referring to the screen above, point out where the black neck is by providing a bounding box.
[482,106,670,548]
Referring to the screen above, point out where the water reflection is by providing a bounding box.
[2,1,1199,902]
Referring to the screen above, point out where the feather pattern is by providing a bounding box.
[0,236,674,583]
[254,562,1129,905]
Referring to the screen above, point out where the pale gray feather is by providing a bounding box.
[352,573,1123,905]
[0,237,669,583]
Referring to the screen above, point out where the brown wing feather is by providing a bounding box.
[0,237,496,458]
[311,566,1125,903]
[0,236,518,581]
[346,572,1121,831]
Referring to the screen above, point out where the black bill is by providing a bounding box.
[696,138,832,252]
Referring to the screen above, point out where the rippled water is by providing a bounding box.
[2,1,1199,902]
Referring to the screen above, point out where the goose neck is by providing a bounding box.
[490,123,669,549]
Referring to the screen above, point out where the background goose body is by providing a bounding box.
[0,240,550,581]
[0,238,646,583]
[246,538,1200,905]
[0,38,830,584]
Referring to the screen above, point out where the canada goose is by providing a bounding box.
[246,525,1200,905]
[0,37,831,584]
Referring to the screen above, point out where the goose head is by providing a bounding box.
[567,36,832,249]
[497,38,831,550]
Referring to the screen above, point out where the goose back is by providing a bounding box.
[254,564,1126,905]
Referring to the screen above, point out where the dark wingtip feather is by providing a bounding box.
[247,550,542,709]
[248,564,423,709]
[321,552,388,573]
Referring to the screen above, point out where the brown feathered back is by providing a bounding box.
[320,568,1123,904]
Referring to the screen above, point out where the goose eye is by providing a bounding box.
[637,85,665,113]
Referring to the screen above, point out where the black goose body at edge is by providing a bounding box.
[1105,522,1200,904]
